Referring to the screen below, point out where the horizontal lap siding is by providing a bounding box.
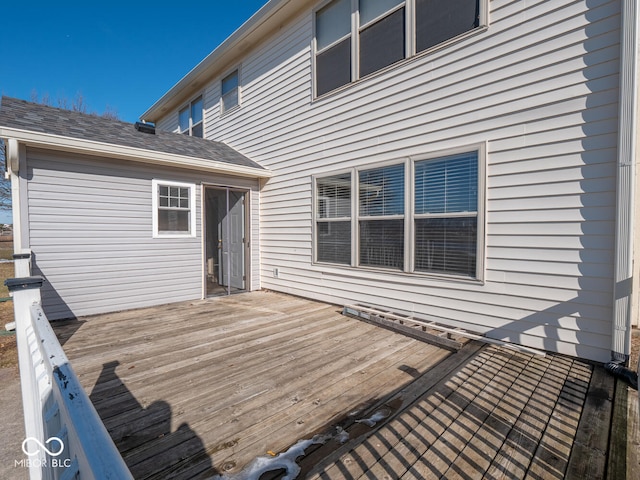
[165,0,619,361]
[27,149,260,319]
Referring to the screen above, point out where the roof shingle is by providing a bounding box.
[0,96,265,171]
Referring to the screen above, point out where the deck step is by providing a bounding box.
[342,304,546,356]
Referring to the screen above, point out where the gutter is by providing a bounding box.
[611,0,639,363]
[0,126,272,179]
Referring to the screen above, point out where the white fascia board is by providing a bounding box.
[0,127,272,179]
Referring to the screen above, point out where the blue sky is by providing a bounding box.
[0,1,267,123]
[0,1,268,223]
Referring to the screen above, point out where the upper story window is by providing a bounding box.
[314,0,483,97]
[221,69,240,114]
[179,96,203,137]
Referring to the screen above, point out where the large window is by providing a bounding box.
[314,147,483,279]
[152,180,196,238]
[179,96,203,137]
[314,0,483,97]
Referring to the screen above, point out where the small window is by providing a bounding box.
[179,96,203,138]
[315,0,352,97]
[359,164,405,269]
[316,173,352,264]
[414,151,479,276]
[152,180,196,238]
[221,70,240,113]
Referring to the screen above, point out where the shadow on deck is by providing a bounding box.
[51,292,639,480]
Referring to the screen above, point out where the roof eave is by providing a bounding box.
[0,127,272,179]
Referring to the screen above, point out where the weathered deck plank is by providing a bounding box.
[54,292,455,479]
[52,291,623,480]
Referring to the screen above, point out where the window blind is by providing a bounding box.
[316,173,352,264]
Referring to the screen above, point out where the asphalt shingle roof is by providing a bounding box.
[0,96,265,171]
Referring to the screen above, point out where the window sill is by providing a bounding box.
[312,261,485,286]
[153,233,196,239]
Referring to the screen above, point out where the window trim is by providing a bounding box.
[357,161,407,271]
[313,143,486,281]
[312,169,355,267]
[220,67,242,116]
[313,0,489,99]
[178,95,204,137]
[152,179,197,238]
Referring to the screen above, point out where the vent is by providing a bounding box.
[135,121,155,134]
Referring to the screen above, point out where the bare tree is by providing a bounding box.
[30,89,119,119]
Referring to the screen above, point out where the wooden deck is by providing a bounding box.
[52,291,639,480]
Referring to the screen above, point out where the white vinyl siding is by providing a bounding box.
[160,0,621,362]
[26,148,260,320]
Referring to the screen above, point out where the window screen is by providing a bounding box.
[416,0,479,53]
[360,0,403,25]
[359,6,405,78]
[316,0,351,50]
[179,107,189,134]
[415,217,476,276]
[359,219,404,269]
[315,0,352,96]
[316,38,352,97]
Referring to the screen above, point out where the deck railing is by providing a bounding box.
[8,253,133,480]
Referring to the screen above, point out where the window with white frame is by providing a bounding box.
[314,147,483,279]
[414,151,478,277]
[221,69,240,113]
[179,96,203,137]
[359,163,405,269]
[314,0,483,97]
[316,173,352,264]
[152,180,196,237]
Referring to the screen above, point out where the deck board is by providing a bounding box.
[54,292,455,479]
[52,291,627,480]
